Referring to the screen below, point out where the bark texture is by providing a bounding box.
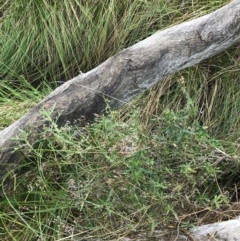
[0,0,240,183]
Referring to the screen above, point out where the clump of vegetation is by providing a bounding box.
[1,93,239,240]
[1,0,240,240]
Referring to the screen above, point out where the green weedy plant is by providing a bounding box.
[1,92,239,240]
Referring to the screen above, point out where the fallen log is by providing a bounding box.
[98,216,240,241]
[0,0,240,184]
[189,216,240,241]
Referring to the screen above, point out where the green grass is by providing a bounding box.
[0,0,229,86]
[1,0,240,240]
[0,77,48,130]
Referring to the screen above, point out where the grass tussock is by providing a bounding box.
[1,0,240,240]
[0,0,228,86]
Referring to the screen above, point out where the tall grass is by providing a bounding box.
[1,0,229,86]
[141,45,240,141]
[1,0,240,240]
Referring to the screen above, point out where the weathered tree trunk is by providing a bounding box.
[189,216,240,241]
[108,215,240,240]
[0,0,240,182]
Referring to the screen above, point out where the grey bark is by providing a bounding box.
[189,216,240,241]
[0,0,240,183]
